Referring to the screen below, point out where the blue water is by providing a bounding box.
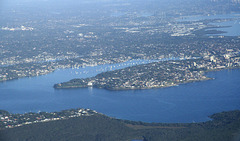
[177,13,240,36]
[0,61,240,123]
[209,19,240,36]
[178,14,239,22]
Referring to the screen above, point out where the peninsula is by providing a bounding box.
[54,55,240,90]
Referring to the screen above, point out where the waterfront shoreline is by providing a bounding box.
[54,58,240,91]
[55,77,213,91]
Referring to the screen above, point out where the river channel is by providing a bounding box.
[0,60,240,123]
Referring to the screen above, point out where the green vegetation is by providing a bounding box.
[0,110,9,115]
[1,110,240,141]
[1,0,240,140]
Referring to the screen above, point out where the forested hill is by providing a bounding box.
[0,110,240,141]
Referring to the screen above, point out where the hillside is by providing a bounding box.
[0,110,240,141]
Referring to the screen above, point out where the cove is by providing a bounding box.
[0,60,240,123]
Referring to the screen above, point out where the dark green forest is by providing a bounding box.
[1,110,240,141]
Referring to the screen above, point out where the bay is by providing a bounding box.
[178,13,240,36]
[0,60,240,123]
[209,19,240,36]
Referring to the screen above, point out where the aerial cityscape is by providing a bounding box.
[0,0,240,140]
